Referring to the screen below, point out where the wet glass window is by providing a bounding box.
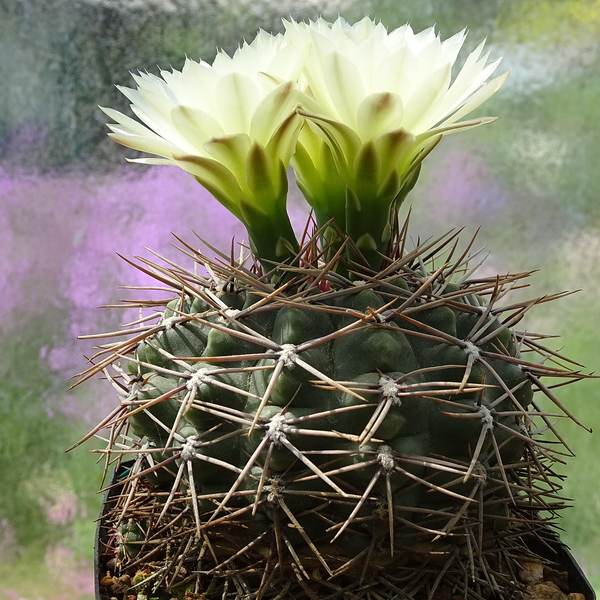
[1,1,599,596]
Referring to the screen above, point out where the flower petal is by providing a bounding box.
[171,104,224,151]
[402,62,452,133]
[318,50,364,128]
[203,133,253,183]
[266,111,304,166]
[249,81,301,145]
[421,116,498,140]
[356,92,404,142]
[107,128,180,158]
[440,71,510,128]
[215,72,261,133]
[101,106,158,138]
[353,140,381,194]
[373,128,417,178]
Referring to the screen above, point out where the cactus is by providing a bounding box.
[80,226,587,599]
[78,16,590,600]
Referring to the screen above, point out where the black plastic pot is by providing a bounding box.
[95,460,135,600]
[94,460,596,600]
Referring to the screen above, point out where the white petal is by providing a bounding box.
[415,117,497,145]
[249,81,301,145]
[439,29,467,64]
[441,71,510,128]
[119,84,197,153]
[215,72,261,133]
[319,51,364,128]
[437,46,502,119]
[356,92,404,141]
[163,61,217,111]
[129,157,175,165]
[107,130,180,158]
[171,105,224,152]
[374,45,419,101]
[402,63,452,133]
[101,106,155,138]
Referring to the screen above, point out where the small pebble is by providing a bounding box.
[528,582,567,600]
[519,561,544,585]
[543,566,570,592]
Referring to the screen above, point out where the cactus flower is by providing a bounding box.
[104,17,508,272]
[285,17,509,266]
[102,30,305,265]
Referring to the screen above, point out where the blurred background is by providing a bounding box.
[1,0,599,597]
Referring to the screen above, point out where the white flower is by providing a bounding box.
[102,30,305,263]
[284,17,509,264]
[103,17,508,271]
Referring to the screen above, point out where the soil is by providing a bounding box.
[97,555,590,600]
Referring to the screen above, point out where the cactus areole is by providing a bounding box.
[78,16,593,600]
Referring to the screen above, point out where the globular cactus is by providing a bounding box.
[79,227,586,600]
